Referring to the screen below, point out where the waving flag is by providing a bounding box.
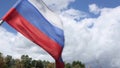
[2,0,64,68]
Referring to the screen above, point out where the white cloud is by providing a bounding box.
[0,27,54,61]
[61,8,89,21]
[89,4,101,15]
[61,5,120,68]
[43,0,75,11]
[0,27,15,56]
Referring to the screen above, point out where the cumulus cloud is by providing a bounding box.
[61,5,120,68]
[43,0,75,11]
[89,4,101,15]
[0,27,15,56]
[61,8,89,21]
[0,27,53,61]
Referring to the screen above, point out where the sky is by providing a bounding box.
[0,0,120,68]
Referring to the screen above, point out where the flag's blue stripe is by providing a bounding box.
[14,0,64,47]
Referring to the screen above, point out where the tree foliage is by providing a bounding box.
[0,52,85,68]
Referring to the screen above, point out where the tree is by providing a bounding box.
[21,55,32,68]
[46,62,54,68]
[72,61,85,68]
[0,52,86,68]
[5,55,13,68]
[36,60,44,68]
[43,60,50,68]
[14,59,24,68]
[31,60,37,67]
[65,63,72,68]
[0,52,6,68]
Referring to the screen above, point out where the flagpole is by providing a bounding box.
[0,20,4,25]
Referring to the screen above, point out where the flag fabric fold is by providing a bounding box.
[2,0,64,68]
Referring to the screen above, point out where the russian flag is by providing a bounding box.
[2,0,64,68]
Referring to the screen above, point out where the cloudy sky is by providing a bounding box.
[0,0,120,68]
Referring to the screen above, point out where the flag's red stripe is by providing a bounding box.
[3,8,62,60]
[56,60,65,68]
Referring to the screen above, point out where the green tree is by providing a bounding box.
[43,60,50,68]
[0,52,86,68]
[5,55,13,68]
[46,62,54,68]
[0,52,6,68]
[65,63,71,68]
[14,59,24,68]
[31,60,37,67]
[72,61,85,68]
[21,55,32,68]
[36,60,44,68]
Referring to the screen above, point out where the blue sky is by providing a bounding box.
[0,0,17,33]
[1,0,120,18]
[69,0,120,10]
[0,0,120,68]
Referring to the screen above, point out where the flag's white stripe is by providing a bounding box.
[0,20,3,25]
[28,0,63,29]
